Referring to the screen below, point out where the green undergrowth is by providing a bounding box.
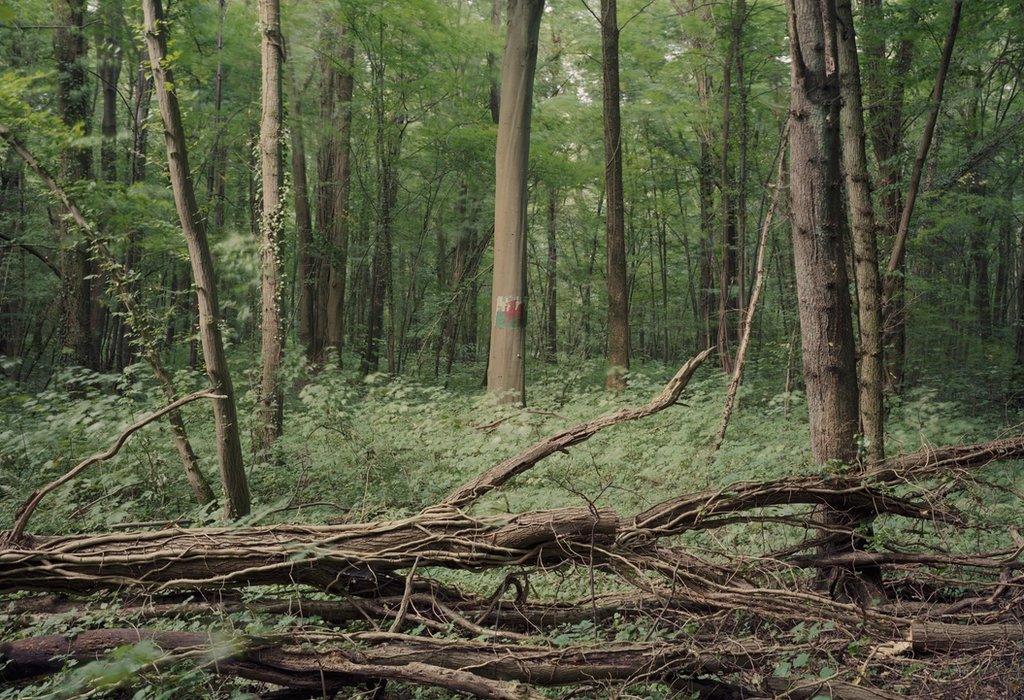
[1,348,1021,697]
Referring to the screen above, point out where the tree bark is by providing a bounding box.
[601,0,629,391]
[785,0,867,592]
[142,0,250,518]
[256,0,286,456]
[486,0,545,405]
[861,0,911,391]
[836,0,884,462]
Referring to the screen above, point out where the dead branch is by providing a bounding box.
[4,389,223,544]
[442,347,714,507]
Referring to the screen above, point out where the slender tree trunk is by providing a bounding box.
[735,0,749,317]
[993,216,1011,328]
[207,0,227,229]
[142,0,250,518]
[288,62,314,356]
[686,0,718,351]
[488,0,502,124]
[882,1,963,301]
[836,0,884,462]
[601,0,629,391]
[712,136,785,453]
[98,1,121,184]
[255,0,285,456]
[0,127,217,505]
[717,1,739,374]
[545,186,558,363]
[486,0,544,405]
[785,0,871,595]
[363,49,402,375]
[1016,222,1024,366]
[129,59,151,186]
[325,40,355,360]
[862,0,912,391]
[54,0,95,371]
[972,228,991,338]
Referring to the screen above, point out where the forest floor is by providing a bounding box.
[2,347,1023,697]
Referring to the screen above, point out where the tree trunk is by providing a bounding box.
[601,0,629,391]
[486,0,545,405]
[882,0,963,296]
[288,61,314,356]
[311,30,338,360]
[488,0,502,124]
[836,0,884,462]
[363,52,402,375]
[785,0,867,593]
[142,0,250,518]
[207,0,227,229]
[325,40,355,361]
[53,0,96,371]
[861,0,912,391]
[129,59,151,186]
[255,0,285,456]
[717,1,739,374]
[1016,222,1024,366]
[545,186,557,363]
[98,0,120,184]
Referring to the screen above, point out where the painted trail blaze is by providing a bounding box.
[495,295,525,329]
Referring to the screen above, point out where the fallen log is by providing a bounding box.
[0,507,617,594]
[908,621,1024,653]
[0,627,884,699]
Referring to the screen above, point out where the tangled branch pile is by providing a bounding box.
[2,353,1023,698]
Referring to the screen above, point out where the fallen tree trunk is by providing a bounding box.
[0,627,895,699]
[0,507,617,594]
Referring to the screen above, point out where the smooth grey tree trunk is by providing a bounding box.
[486,0,544,405]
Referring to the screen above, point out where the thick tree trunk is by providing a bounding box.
[256,0,285,456]
[836,0,884,463]
[53,0,96,371]
[785,0,868,594]
[486,0,544,405]
[601,0,629,391]
[325,40,355,360]
[142,0,250,518]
